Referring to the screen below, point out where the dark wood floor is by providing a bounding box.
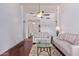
[24,37,33,56]
[1,37,33,56]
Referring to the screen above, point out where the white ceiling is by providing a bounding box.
[20,3,61,13]
[21,3,60,6]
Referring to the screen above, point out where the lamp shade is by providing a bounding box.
[56,26,60,31]
[56,26,60,36]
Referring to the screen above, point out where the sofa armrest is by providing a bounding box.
[53,37,58,40]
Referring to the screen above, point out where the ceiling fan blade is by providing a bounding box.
[43,13,50,16]
[29,12,35,14]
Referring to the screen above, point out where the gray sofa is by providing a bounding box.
[53,33,79,56]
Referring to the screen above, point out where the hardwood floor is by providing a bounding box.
[24,37,33,56]
[1,37,33,56]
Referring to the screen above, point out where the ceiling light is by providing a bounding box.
[36,4,44,18]
[32,22,36,25]
[37,11,44,17]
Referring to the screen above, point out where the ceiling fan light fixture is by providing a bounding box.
[32,22,36,25]
[37,11,44,17]
[36,3,44,18]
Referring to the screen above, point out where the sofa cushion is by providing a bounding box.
[63,33,70,40]
[73,39,79,45]
[63,33,77,44]
[58,33,79,45]
[64,40,73,45]
[74,41,79,45]
[62,41,72,55]
[53,38,72,55]
[58,33,65,40]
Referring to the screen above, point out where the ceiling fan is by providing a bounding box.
[29,3,50,18]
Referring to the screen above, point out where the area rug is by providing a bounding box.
[29,44,62,56]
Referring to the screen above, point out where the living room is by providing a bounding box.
[0,3,79,56]
[23,3,79,56]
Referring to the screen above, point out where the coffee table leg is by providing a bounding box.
[43,48,45,51]
[49,47,51,56]
[46,48,48,52]
[37,48,39,56]
[40,48,42,52]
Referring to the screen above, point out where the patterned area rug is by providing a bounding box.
[29,44,62,56]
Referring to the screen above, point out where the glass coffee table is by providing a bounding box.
[37,43,52,56]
